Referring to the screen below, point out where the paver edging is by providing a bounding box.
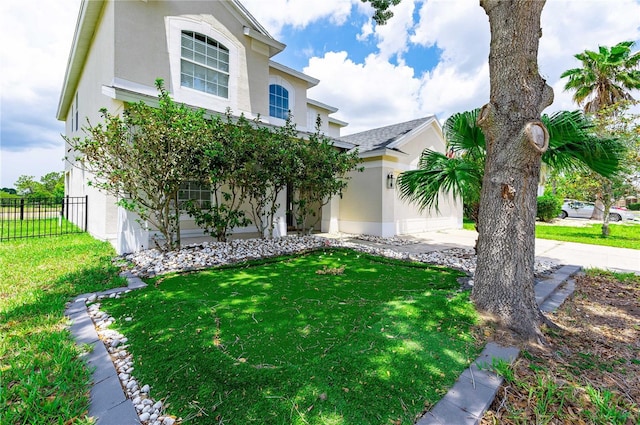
[416,264,581,425]
[65,275,148,425]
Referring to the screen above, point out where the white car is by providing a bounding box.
[559,200,635,222]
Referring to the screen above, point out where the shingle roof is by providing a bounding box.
[338,116,437,153]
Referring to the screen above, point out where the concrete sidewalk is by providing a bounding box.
[408,228,640,274]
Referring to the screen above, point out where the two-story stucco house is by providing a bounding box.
[57,0,462,254]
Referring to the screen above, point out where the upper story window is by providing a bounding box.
[269,84,289,119]
[180,31,229,98]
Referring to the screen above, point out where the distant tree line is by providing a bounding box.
[1,172,64,200]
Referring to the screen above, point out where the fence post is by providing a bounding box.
[84,195,89,232]
[20,198,25,221]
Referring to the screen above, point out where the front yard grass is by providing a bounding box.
[0,234,125,424]
[100,248,481,424]
[534,222,640,249]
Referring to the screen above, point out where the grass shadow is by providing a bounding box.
[100,248,481,424]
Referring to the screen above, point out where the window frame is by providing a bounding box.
[178,181,213,210]
[269,84,289,120]
[180,31,230,98]
[267,76,295,125]
[166,16,239,112]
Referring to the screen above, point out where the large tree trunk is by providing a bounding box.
[473,0,554,340]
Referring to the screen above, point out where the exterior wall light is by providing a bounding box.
[386,172,395,189]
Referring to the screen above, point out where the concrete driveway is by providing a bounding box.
[411,228,640,274]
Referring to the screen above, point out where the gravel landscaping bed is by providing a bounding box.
[119,234,558,279]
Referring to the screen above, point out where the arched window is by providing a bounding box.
[269,84,289,119]
[180,31,229,98]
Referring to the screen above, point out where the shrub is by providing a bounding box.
[627,203,640,211]
[537,195,561,222]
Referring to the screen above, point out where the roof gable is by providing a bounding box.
[339,116,440,153]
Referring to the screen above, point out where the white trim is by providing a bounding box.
[269,61,318,87]
[328,116,348,127]
[307,98,337,113]
[242,26,285,57]
[386,116,439,150]
[356,148,409,159]
[57,0,106,120]
[165,16,239,113]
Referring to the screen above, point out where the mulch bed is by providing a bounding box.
[481,272,640,424]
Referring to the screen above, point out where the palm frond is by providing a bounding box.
[397,149,482,212]
[443,109,485,160]
[542,110,624,177]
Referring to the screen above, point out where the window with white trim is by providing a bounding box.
[269,84,289,119]
[180,31,229,98]
[178,181,212,209]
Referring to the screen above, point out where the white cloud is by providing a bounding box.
[305,0,492,132]
[411,1,490,73]
[370,0,418,62]
[0,0,79,186]
[241,0,357,37]
[305,51,425,134]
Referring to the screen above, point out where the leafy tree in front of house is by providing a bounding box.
[66,79,209,251]
[292,116,362,234]
[561,41,640,235]
[236,117,296,238]
[185,112,254,242]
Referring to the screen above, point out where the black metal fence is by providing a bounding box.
[0,196,88,241]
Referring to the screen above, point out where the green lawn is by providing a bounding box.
[0,234,125,424]
[0,217,84,240]
[100,249,481,424]
[534,222,640,249]
[463,218,640,249]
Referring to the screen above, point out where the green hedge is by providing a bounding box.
[537,195,561,222]
[627,203,640,211]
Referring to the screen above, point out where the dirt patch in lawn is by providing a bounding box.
[481,272,640,424]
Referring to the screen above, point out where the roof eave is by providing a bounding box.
[243,26,285,57]
[328,117,349,127]
[56,0,106,121]
[269,61,319,88]
[385,116,438,150]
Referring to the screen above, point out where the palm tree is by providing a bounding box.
[561,41,640,114]
[561,41,640,235]
[397,109,623,225]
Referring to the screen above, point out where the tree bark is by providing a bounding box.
[473,0,554,340]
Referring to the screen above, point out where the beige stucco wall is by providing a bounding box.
[113,1,273,117]
[62,0,344,252]
[334,121,462,237]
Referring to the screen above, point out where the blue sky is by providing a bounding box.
[1,0,640,188]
